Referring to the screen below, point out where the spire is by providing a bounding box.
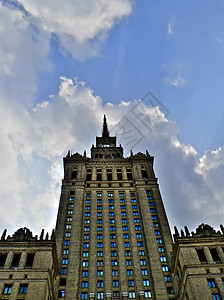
[102,114,110,138]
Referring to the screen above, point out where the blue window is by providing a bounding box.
[135,226,141,231]
[130,193,135,197]
[123,234,129,239]
[143,279,150,286]
[122,219,127,223]
[97,234,103,240]
[153,223,159,228]
[97,206,102,210]
[97,226,102,231]
[140,259,146,265]
[146,190,151,194]
[82,271,88,277]
[131,199,136,203]
[136,233,142,239]
[208,280,216,288]
[138,241,143,247]
[212,294,221,300]
[109,205,114,210]
[123,226,128,231]
[110,234,116,239]
[82,281,88,288]
[68,210,73,214]
[158,247,165,253]
[61,268,67,275]
[97,212,102,217]
[133,211,138,216]
[111,242,116,248]
[83,252,89,257]
[109,212,114,216]
[97,251,103,257]
[113,280,119,287]
[124,242,130,247]
[134,218,140,223]
[132,205,137,209]
[126,260,132,266]
[65,232,71,237]
[120,199,125,203]
[112,260,118,266]
[148,202,154,206]
[97,270,103,277]
[147,196,152,200]
[110,226,115,231]
[108,193,113,197]
[97,199,102,203]
[145,291,152,298]
[129,291,136,298]
[111,251,117,257]
[84,226,90,232]
[97,281,104,287]
[164,276,171,282]
[125,250,131,257]
[121,212,126,216]
[97,242,103,248]
[160,256,167,262]
[156,238,162,244]
[128,280,134,287]
[67,217,72,222]
[155,230,161,235]
[85,212,90,217]
[83,261,89,267]
[152,215,157,220]
[97,193,102,197]
[119,193,124,197]
[86,194,91,198]
[97,292,104,299]
[97,260,103,266]
[139,250,145,256]
[120,205,126,210]
[112,270,118,276]
[150,208,155,213]
[109,199,114,203]
[64,240,70,246]
[84,219,90,224]
[110,219,115,223]
[162,266,169,272]
[127,269,133,276]
[85,206,90,210]
[69,197,74,201]
[19,284,28,294]
[86,200,90,204]
[63,249,69,255]
[68,203,74,208]
[141,269,148,275]
[97,219,102,224]
[83,243,89,248]
[81,292,88,299]
[62,258,68,264]
[58,290,65,298]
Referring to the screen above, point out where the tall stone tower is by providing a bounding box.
[55,116,175,299]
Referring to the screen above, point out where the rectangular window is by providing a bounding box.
[120,205,126,210]
[82,281,88,288]
[64,240,70,246]
[97,226,102,231]
[120,199,125,203]
[125,250,131,257]
[141,269,148,275]
[83,252,89,257]
[140,259,146,265]
[86,200,91,204]
[68,203,74,208]
[160,256,167,262]
[11,253,21,268]
[81,292,88,299]
[3,285,12,294]
[150,208,155,213]
[126,260,132,266]
[111,251,117,257]
[196,249,207,263]
[63,249,69,255]
[123,234,129,239]
[84,234,90,240]
[132,205,137,209]
[127,269,133,276]
[69,196,74,201]
[25,253,35,268]
[110,219,115,223]
[122,218,127,223]
[97,234,103,240]
[97,242,103,248]
[121,212,126,216]
[68,210,73,214]
[97,251,103,257]
[143,279,150,286]
[119,193,124,197]
[110,234,116,239]
[19,284,28,294]
[97,292,104,299]
[138,241,143,247]
[158,247,165,253]
[86,193,91,198]
[110,226,115,231]
[83,243,89,248]
[97,193,102,197]
[97,260,103,266]
[112,260,118,266]
[136,233,142,239]
[109,199,114,203]
[109,205,114,210]
[111,242,116,248]
[97,270,103,277]
[109,212,114,216]
[62,258,68,265]
[164,276,171,282]
[97,212,102,217]
[153,223,159,228]
[108,193,113,197]
[113,280,119,287]
[145,291,152,298]
[84,226,90,232]
[65,232,71,237]
[66,224,72,229]
[112,269,118,276]
[162,266,169,272]
[97,219,102,224]
[210,248,220,263]
[61,268,67,275]
[129,291,136,298]
[134,218,140,223]
[208,279,216,288]
[212,294,221,300]
[82,271,88,277]
[156,238,163,244]
[83,261,89,267]
[148,202,154,206]
[128,280,134,287]
[97,206,102,210]
[131,199,136,203]
[97,281,104,288]
[58,290,65,298]
[67,217,72,222]
[97,199,102,203]
[139,250,145,256]
[135,226,141,231]
[152,215,157,220]
[124,242,130,247]
[123,226,128,231]
[133,211,138,216]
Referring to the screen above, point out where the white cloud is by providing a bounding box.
[164,75,187,88]
[163,62,187,88]
[167,18,175,35]
[18,0,132,60]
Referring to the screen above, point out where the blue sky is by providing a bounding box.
[1,0,224,235]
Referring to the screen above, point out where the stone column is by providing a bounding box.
[112,167,117,181]
[102,167,107,181]
[92,167,97,181]
[122,167,127,180]
[217,246,224,263]
[18,252,27,269]
[4,251,13,269]
[204,247,213,264]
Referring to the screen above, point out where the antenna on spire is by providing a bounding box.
[102,114,110,138]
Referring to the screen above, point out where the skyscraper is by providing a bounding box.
[55,115,175,299]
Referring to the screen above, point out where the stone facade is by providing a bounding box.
[1,116,224,299]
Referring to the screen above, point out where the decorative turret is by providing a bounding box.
[102,114,110,138]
